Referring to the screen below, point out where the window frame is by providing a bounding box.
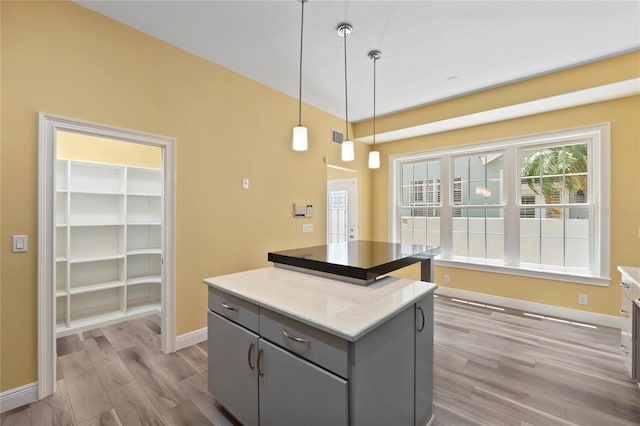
[389,123,610,286]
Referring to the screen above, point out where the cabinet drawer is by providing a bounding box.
[208,287,259,332]
[620,293,634,336]
[621,330,635,379]
[260,308,348,378]
[621,279,640,304]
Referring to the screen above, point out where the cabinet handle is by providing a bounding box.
[282,329,310,344]
[620,344,630,354]
[247,343,255,370]
[416,307,425,333]
[257,349,264,377]
[221,302,237,311]
[620,282,630,289]
[620,309,630,318]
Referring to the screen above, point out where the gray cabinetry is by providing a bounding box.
[207,312,259,426]
[206,282,435,426]
[259,339,348,426]
[415,294,434,426]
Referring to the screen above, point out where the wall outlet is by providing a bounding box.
[578,293,588,305]
[302,224,313,233]
[444,274,450,283]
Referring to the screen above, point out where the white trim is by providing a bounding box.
[0,382,38,413]
[435,258,610,287]
[38,113,177,400]
[435,286,620,329]
[358,78,639,143]
[175,327,208,351]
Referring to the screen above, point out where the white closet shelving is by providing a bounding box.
[55,159,162,336]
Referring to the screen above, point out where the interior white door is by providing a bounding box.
[327,178,358,244]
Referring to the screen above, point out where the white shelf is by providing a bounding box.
[55,158,162,337]
[68,254,125,264]
[127,275,162,286]
[127,248,161,256]
[69,280,125,295]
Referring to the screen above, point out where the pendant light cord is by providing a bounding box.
[297,0,305,126]
[373,56,376,146]
[343,31,349,141]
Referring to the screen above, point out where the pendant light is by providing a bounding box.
[368,50,381,169]
[338,23,354,162]
[292,0,308,151]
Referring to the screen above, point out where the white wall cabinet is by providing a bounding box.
[55,159,162,336]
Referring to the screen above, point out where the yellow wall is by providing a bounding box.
[0,1,369,391]
[1,0,638,395]
[358,52,640,318]
[57,131,162,168]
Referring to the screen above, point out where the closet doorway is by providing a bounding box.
[38,113,176,399]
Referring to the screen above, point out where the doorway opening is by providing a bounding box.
[38,113,176,399]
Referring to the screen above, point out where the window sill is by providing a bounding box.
[435,257,611,286]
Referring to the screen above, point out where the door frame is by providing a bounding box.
[327,177,358,242]
[37,113,176,398]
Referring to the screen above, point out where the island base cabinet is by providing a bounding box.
[415,294,434,426]
[207,312,259,426]
[259,339,348,426]
[208,311,348,426]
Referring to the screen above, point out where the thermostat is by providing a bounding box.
[294,203,313,218]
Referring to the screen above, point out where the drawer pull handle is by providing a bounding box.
[620,282,630,289]
[620,309,629,318]
[247,343,256,370]
[257,349,265,377]
[620,344,630,354]
[417,307,426,333]
[221,302,237,311]
[282,329,310,344]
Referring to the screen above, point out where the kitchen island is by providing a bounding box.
[204,242,438,426]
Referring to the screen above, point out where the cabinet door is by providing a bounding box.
[415,294,434,426]
[208,312,259,426]
[258,339,348,426]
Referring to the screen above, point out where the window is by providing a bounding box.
[391,124,610,285]
[400,161,441,246]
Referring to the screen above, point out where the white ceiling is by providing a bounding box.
[76,0,640,123]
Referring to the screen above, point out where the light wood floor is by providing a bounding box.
[2,296,640,425]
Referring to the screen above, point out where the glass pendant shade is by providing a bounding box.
[341,140,355,161]
[368,150,380,169]
[292,125,308,151]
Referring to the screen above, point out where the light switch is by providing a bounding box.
[13,235,28,253]
[302,224,313,233]
[242,178,249,190]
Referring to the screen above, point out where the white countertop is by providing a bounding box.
[203,267,437,341]
[618,266,640,287]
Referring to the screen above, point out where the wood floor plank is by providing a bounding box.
[101,323,137,351]
[161,400,213,426]
[29,379,76,426]
[56,334,84,357]
[63,368,113,422]
[133,329,197,383]
[76,409,123,426]
[176,373,240,426]
[83,335,134,390]
[176,345,208,377]
[105,381,166,426]
[117,345,186,413]
[0,406,30,426]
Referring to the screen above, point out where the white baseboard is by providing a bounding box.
[0,382,38,413]
[175,327,207,351]
[435,286,620,329]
